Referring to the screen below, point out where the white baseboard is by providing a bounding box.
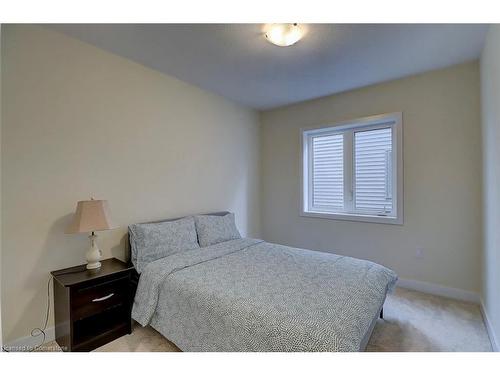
[397,278,480,303]
[480,301,499,352]
[2,326,55,352]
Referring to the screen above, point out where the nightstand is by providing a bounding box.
[51,258,135,352]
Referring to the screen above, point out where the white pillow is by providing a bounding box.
[194,213,241,247]
[129,216,199,273]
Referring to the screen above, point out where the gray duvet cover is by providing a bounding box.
[132,238,397,352]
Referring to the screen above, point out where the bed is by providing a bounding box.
[129,212,397,352]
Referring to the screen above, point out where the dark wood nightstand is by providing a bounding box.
[51,258,135,352]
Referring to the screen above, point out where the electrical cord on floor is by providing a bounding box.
[2,275,52,352]
[28,275,52,351]
[3,267,95,352]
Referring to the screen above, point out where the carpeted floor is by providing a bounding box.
[39,287,492,352]
[366,288,491,351]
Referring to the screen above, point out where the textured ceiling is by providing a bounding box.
[47,24,488,110]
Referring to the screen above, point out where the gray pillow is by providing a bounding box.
[194,213,241,247]
[129,216,199,273]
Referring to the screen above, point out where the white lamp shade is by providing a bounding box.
[66,199,117,234]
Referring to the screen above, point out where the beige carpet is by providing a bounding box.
[39,287,492,352]
[366,288,491,351]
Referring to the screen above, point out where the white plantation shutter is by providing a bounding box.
[311,134,344,210]
[354,127,393,214]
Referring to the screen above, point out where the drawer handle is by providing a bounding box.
[92,293,114,302]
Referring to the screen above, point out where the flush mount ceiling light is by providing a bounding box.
[265,23,303,47]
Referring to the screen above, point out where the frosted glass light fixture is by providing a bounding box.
[265,23,303,47]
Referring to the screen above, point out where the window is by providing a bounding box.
[302,113,403,224]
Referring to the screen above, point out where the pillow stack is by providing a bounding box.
[129,212,241,272]
[129,216,199,273]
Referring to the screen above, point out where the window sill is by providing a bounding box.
[300,210,403,225]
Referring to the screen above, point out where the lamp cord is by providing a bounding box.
[2,275,52,352]
[3,268,91,352]
[28,275,52,351]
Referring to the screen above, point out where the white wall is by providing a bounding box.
[480,24,500,350]
[1,25,261,344]
[260,62,482,294]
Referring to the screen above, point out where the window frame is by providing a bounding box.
[301,112,403,225]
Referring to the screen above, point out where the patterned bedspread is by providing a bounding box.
[132,238,397,351]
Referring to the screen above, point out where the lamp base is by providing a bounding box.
[86,261,102,270]
[86,233,102,270]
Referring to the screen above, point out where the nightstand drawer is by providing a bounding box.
[72,276,129,320]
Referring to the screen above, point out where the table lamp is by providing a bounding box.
[66,198,117,269]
